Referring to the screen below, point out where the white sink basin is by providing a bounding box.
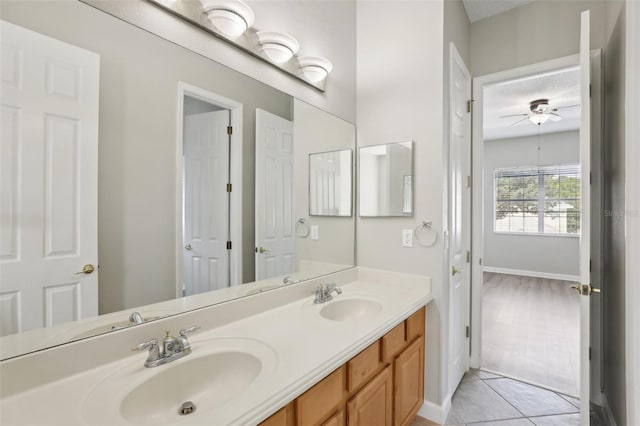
[319,298,382,321]
[82,338,277,425]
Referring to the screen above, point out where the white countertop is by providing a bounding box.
[0,268,431,425]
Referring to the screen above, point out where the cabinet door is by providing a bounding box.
[393,336,424,426]
[322,409,345,426]
[347,366,392,426]
[296,366,345,425]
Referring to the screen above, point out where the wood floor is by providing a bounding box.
[481,272,580,397]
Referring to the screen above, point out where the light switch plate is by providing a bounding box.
[402,229,413,247]
[311,225,319,240]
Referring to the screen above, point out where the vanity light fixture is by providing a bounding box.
[298,56,333,82]
[257,31,300,63]
[200,0,255,38]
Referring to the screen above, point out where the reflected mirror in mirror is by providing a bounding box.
[359,141,413,217]
[0,1,355,360]
[309,150,353,217]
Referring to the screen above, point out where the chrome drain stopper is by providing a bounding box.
[179,401,196,415]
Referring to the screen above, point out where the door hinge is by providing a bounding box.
[479,257,482,265]
[466,99,474,113]
[466,175,471,188]
[589,259,592,273]
[226,183,232,192]
[589,84,592,98]
[227,126,233,135]
[466,251,471,263]
[226,241,232,250]
[589,347,592,361]
[466,326,470,338]
[590,172,592,185]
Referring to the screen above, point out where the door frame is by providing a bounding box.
[469,53,600,374]
[175,82,243,296]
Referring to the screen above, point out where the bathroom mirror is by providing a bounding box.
[309,150,353,217]
[359,141,414,217]
[0,1,355,360]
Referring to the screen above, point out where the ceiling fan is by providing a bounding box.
[500,99,580,126]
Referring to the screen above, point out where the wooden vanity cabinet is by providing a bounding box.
[259,307,426,426]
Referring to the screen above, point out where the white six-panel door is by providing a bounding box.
[0,21,99,336]
[183,110,230,295]
[255,109,295,280]
[449,43,472,394]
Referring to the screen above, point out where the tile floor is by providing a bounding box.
[481,273,580,397]
[411,369,604,426]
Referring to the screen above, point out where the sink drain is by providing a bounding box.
[179,401,196,415]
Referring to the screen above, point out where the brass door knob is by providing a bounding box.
[452,266,461,276]
[571,284,601,296]
[256,246,270,254]
[184,244,192,251]
[75,264,95,275]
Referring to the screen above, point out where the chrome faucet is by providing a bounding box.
[132,325,200,368]
[313,283,342,304]
[129,312,145,324]
[283,276,296,285]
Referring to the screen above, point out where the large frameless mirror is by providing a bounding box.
[359,141,413,217]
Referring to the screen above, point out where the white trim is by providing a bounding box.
[175,82,244,297]
[471,53,580,369]
[626,2,640,425]
[418,395,451,425]
[482,266,579,283]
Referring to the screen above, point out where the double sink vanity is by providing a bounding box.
[0,268,431,425]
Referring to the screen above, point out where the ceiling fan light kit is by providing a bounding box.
[500,98,579,127]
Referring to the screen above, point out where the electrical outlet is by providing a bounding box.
[311,225,319,240]
[402,229,413,247]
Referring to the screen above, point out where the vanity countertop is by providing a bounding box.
[0,268,431,425]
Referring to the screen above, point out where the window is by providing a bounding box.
[494,164,581,235]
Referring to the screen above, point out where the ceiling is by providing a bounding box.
[483,66,581,141]
[462,0,537,22]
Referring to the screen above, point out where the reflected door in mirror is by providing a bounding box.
[309,150,352,216]
[255,109,295,280]
[0,21,99,336]
[183,110,230,296]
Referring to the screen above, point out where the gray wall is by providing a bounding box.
[357,0,446,406]
[603,1,626,423]
[483,131,580,278]
[0,0,292,314]
[470,0,607,76]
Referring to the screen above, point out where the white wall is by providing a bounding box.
[293,100,355,270]
[483,131,580,278]
[469,0,607,77]
[356,0,446,408]
[82,0,357,123]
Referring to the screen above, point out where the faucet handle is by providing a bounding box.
[132,338,158,352]
[179,325,200,337]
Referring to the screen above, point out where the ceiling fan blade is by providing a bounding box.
[549,113,562,122]
[554,104,580,110]
[510,117,530,127]
[500,113,529,119]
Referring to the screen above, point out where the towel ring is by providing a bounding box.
[296,218,310,238]
[415,221,437,247]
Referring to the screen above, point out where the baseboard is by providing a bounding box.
[418,395,451,425]
[601,393,618,426]
[482,266,580,282]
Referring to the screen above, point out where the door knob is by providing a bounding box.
[256,246,270,254]
[571,283,601,296]
[184,244,192,251]
[75,264,95,275]
[452,266,461,276]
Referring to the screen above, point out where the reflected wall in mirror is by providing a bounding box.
[359,141,414,217]
[309,149,353,217]
[0,0,355,360]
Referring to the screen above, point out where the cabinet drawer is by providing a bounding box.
[381,322,405,363]
[259,402,294,426]
[405,307,425,342]
[296,366,345,426]
[347,341,381,392]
